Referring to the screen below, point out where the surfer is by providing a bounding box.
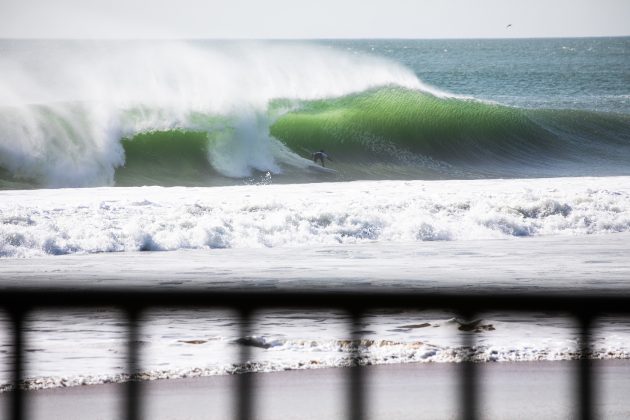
[312,150,332,167]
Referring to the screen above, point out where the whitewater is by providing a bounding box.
[1,177,630,258]
[1,38,630,391]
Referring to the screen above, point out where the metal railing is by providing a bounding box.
[2,288,630,420]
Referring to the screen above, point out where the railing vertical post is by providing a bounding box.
[460,314,478,420]
[237,310,252,420]
[578,315,593,420]
[349,311,364,420]
[9,309,25,420]
[126,309,141,420]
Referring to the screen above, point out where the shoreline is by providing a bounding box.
[2,233,630,396]
[2,360,629,419]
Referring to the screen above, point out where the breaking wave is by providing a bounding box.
[1,41,629,189]
[3,321,630,393]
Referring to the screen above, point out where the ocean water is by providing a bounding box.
[0,38,629,390]
[1,38,629,189]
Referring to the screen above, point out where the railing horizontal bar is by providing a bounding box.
[1,289,629,314]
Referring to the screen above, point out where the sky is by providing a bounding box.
[1,0,629,39]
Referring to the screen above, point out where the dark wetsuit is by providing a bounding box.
[313,151,330,167]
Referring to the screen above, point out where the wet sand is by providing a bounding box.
[1,360,629,420]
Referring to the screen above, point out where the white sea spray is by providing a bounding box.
[0,41,426,186]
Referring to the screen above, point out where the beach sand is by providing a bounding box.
[2,360,629,420]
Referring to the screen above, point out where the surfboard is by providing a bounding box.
[307,164,337,174]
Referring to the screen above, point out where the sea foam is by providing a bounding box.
[2,311,629,392]
[2,177,629,258]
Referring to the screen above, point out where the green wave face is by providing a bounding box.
[271,88,552,162]
[271,87,630,177]
[2,87,630,189]
[115,130,218,187]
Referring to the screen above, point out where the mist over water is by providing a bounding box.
[0,40,422,187]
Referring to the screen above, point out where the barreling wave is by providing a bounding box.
[271,88,630,179]
[0,41,629,189]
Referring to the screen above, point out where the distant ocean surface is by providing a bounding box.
[1,38,629,391]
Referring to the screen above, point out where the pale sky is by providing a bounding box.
[1,0,629,39]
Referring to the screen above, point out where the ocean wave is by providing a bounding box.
[0,41,423,188]
[2,336,629,393]
[1,42,629,189]
[2,307,629,393]
[1,178,629,257]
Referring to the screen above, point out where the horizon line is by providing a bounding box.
[1,35,629,42]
